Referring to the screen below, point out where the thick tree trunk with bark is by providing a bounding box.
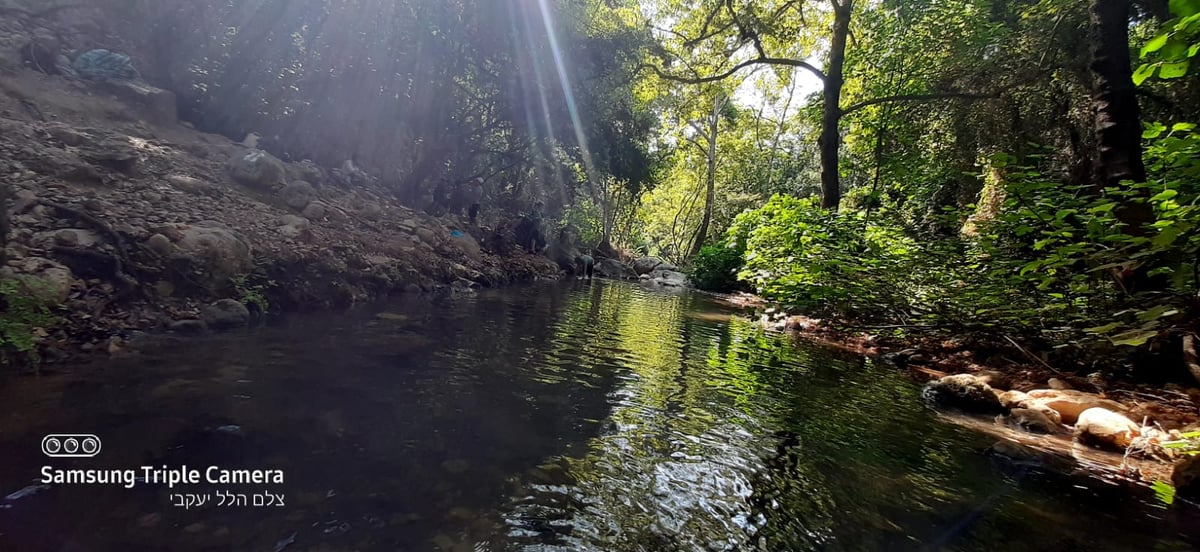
[1090,0,1146,189]
[818,0,852,210]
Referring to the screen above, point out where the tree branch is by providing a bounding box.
[643,55,825,85]
[840,91,1000,117]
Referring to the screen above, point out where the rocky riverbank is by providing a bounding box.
[734,305,1200,504]
[0,68,563,367]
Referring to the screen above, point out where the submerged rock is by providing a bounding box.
[169,319,207,334]
[1005,408,1061,434]
[922,374,1004,413]
[1074,407,1140,451]
[201,299,250,329]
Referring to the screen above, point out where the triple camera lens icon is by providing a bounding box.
[42,434,101,458]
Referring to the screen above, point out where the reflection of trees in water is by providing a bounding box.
[497,291,825,551]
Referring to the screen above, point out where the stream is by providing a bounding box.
[0,281,1196,551]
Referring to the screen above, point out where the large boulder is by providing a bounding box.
[0,257,75,305]
[1173,455,1200,500]
[633,256,666,275]
[1024,389,1127,425]
[1074,407,1140,451]
[229,150,286,190]
[280,181,316,210]
[201,299,250,329]
[172,223,253,288]
[595,257,632,279]
[922,374,1005,413]
[649,268,689,287]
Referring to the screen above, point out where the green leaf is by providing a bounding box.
[1160,59,1192,79]
[1173,122,1198,131]
[1144,121,1168,138]
[1110,329,1159,347]
[1137,305,1180,322]
[1152,189,1180,201]
[1134,63,1158,86]
[1152,480,1176,507]
[1084,322,1123,334]
[1142,33,1171,57]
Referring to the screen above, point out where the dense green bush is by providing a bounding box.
[689,243,746,293]
[728,195,930,320]
[717,121,1200,361]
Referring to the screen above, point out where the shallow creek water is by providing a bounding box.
[0,280,1196,551]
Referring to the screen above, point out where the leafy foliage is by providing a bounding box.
[689,243,746,293]
[232,274,274,314]
[1136,0,1200,84]
[0,277,58,356]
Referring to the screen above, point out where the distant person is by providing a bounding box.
[576,253,595,279]
[514,201,546,253]
[467,177,485,226]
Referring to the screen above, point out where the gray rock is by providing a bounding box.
[1,257,75,305]
[633,256,665,275]
[145,233,174,256]
[54,229,79,247]
[325,206,348,222]
[358,201,383,220]
[276,214,309,229]
[45,124,87,147]
[594,257,631,279]
[922,374,1004,413]
[301,201,327,220]
[650,269,689,287]
[415,227,437,246]
[201,299,250,329]
[174,224,253,288]
[165,175,212,196]
[228,150,285,190]
[280,180,315,210]
[169,319,208,334]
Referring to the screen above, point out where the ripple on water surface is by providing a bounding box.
[0,281,1196,551]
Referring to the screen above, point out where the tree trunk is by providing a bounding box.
[690,97,722,257]
[818,0,852,210]
[1090,0,1146,190]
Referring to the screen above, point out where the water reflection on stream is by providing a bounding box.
[0,281,1196,551]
